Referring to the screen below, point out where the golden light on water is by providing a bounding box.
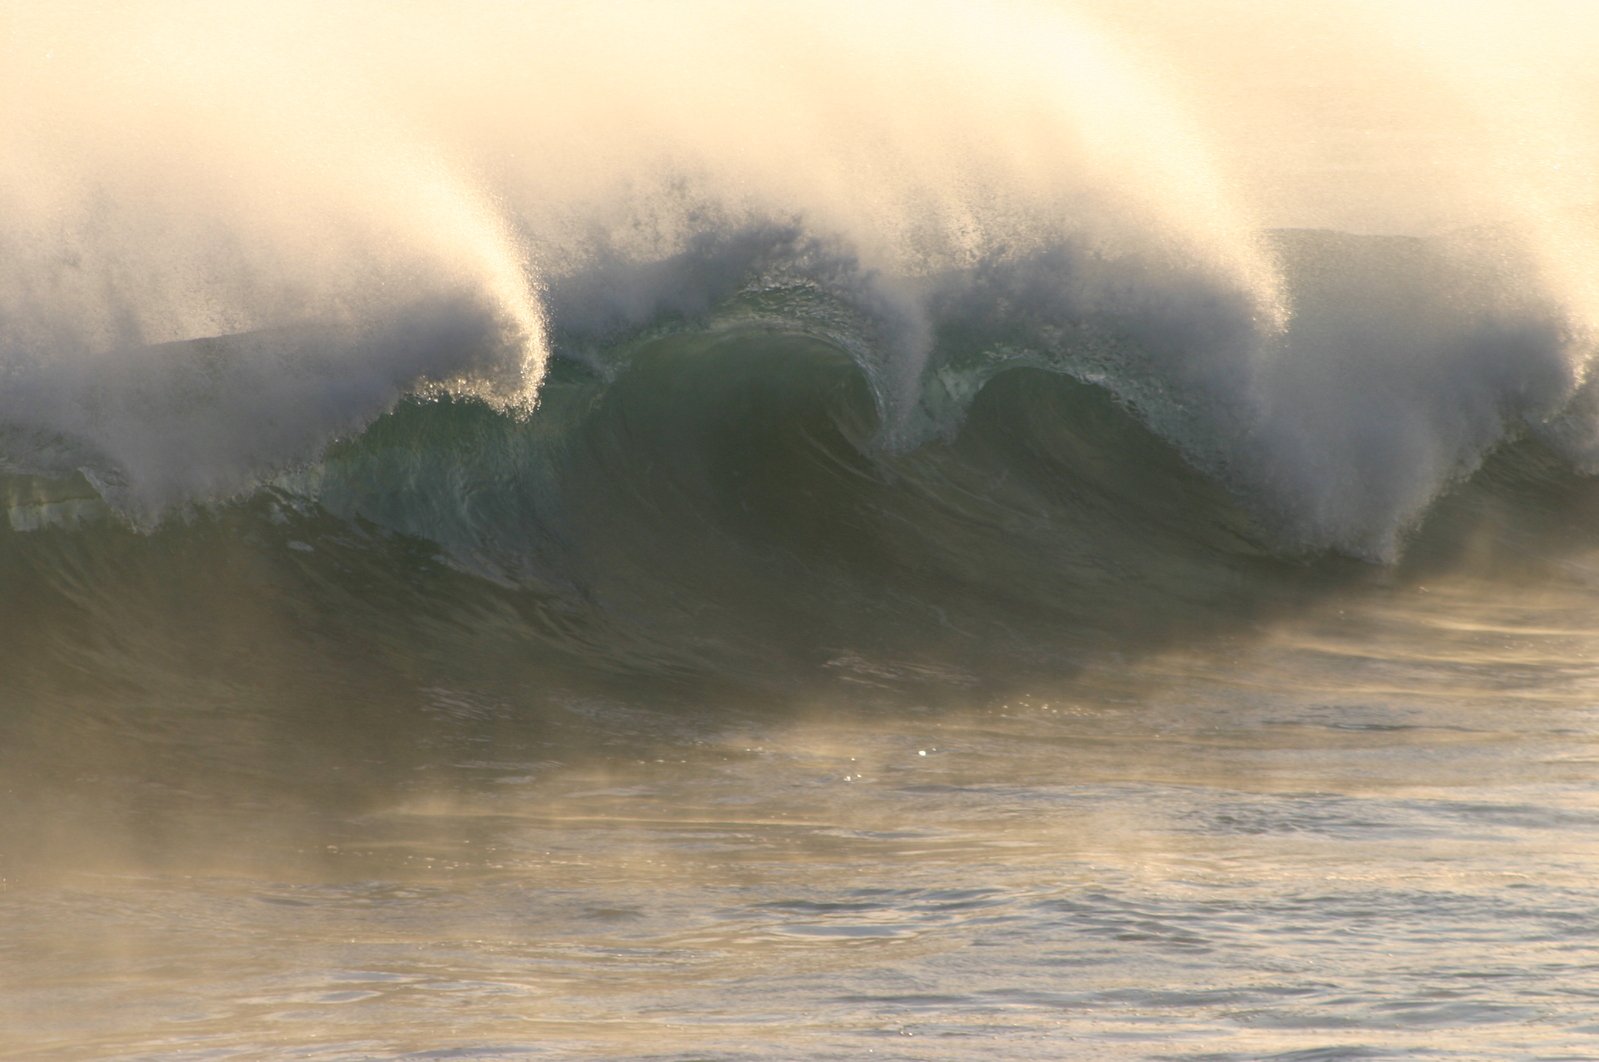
[8,3,1599,1058]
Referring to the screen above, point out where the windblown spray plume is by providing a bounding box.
[9,6,1599,1055]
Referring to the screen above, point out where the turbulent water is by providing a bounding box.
[7,2,1599,1059]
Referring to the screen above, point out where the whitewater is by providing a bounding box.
[5,1,1599,1058]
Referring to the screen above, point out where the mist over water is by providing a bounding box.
[7,3,1599,1059]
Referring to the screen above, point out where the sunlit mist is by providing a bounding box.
[7,3,1599,1059]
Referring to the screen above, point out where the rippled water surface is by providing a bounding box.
[13,1,1599,1058]
[7,568,1599,1061]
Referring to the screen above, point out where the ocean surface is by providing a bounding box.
[6,2,1599,1058]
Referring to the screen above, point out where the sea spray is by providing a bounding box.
[10,9,1599,1058]
[0,1,1278,518]
[5,2,1599,556]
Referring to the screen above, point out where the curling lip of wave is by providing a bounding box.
[0,0,1275,519]
[6,2,1599,559]
[5,226,1599,564]
[6,321,1595,701]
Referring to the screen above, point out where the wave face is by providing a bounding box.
[9,306,1599,709]
[8,0,1599,686]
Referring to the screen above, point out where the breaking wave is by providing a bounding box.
[9,0,1599,699]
